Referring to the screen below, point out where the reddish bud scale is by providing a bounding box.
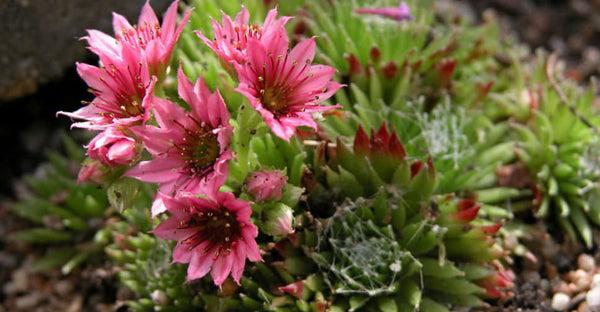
[475,81,495,100]
[451,200,481,222]
[435,58,457,88]
[370,46,381,62]
[410,160,423,179]
[347,53,363,76]
[382,61,398,79]
[353,125,371,156]
[279,281,304,299]
[481,222,503,236]
[354,123,408,161]
[428,39,458,61]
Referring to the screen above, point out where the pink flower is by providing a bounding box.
[355,2,414,21]
[58,52,156,130]
[87,0,191,78]
[125,68,232,216]
[245,169,286,202]
[153,191,261,286]
[87,127,141,167]
[196,6,292,67]
[235,37,343,141]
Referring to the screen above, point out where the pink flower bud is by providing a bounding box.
[87,127,140,167]
[261,203,294,237]
[279,281,304,299]
[246,169,287,202]
[77,158,112,185]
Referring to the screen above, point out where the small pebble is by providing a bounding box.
[577,254,595,272]
[12,269,29,292]
[573,270,592,291]
[587,287,600,307]
[66,295,83,312]
[592,274,600,288]
[521,271,541,284]
[54,279,73,297]
[151,289,169,306]
[14,292,44,310]
[552,292,571,311]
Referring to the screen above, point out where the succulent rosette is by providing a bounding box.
[125,68,232,216]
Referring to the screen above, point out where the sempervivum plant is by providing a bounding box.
[297,124,511,311]
[502,53,600,248]
[27,0,600,310]
[9,134,112,273]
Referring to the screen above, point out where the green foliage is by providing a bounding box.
[9,134,111,273]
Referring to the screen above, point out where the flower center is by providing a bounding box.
[174,115,220,177]
[93,63,147,120]
[261,87,288,112]
[181,206,242,258]
[116,22,161,51]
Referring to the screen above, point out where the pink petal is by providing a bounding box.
[230,247,246,284]
[288,37,316,66]
[161,0,179,39]
[172,241,193,263]
[138,1,159,28]
[112,12,134,37]
[128,125,173,155]
[152,219,199,241]
[151,195,168,217]
[243,236,262,262]
[187,251,214,281]
[124,157,182,183]
[211,253,234,286]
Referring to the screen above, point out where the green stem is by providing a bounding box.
[232,103,262,183]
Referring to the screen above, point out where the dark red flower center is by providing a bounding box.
[261,87,289,112]
[251,52,314,115]
[181,206,243,257]
[173,115,220,177]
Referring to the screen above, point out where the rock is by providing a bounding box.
[592,274,600,289]
[587,287,600,307]
[151,289,169,306]
[0,0,172,100]
[14,291,44,310]
[577,254,595,272]
[551,292,571,311]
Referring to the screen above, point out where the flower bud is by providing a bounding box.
[77,158,113,185]
[261,203,295,237]
[87,127,141,167]
[246,169,287,202]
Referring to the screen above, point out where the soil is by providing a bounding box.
[3,1,600,311]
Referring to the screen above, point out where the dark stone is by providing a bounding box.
[0,0,171,100]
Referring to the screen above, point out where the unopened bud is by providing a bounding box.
[77,158,112,185]
[261,203,294,237]
[87,127,141,167]
[246,169,287,202]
